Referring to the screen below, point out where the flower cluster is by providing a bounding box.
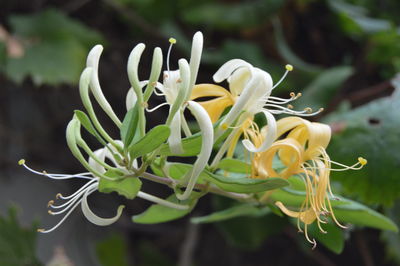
[20,32,366,247]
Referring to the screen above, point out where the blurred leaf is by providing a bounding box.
[129,125,170,159]
[325,87,400,205]
[4,9,103,85]
[182,0,286,30]
[367,30,400,76]
[328,0,391,34]
[137,240,174,266]
[295,66,354,110]
[212,196,285,250]
[217,158,251,174]
[191,203,270,224]
[0,208,41,266]
[270,188,398,231]
[99,169,142,200]
[382,200,400,263]
[96,233,129,266]
[203,40,271,68]
[273,17,322,74]
[132,193,199,224]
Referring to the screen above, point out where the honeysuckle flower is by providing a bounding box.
[249,116,367,247]
[192,61,325,168]
[125,32,212,200]
[18,147,124,233]
[19,135,192,232]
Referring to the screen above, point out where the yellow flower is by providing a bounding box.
[250,116,366,246]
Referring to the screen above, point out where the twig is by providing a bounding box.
[178,221,200,266]
[139,171,254,202]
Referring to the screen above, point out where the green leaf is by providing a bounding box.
[99,170,142,200]
[325,88,400,205]
[191,204,270,224]
[270,188,398,231]
[129,125,170,159]
[96,233,129,266]
[132,194,198,224]
[120,104,139,148]
[4,9,103,85]
[296,66,354,110]
[217,158,251,173]
[74,110,106,146]
[205,173,289,193]
[151,162,208,183]
[158,132,202,157]
[0,207,41,266]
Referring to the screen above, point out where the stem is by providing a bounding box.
[137,191,189,210]
[139,172,254,202]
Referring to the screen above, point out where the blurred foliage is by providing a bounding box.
[0,208,41,266]
[0,9,103,85]
[96,233,129,266]
[326,86,400,205]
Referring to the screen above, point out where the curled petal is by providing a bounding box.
[86,45,122,127]
[213,59,253,83]
[221,71,264,127]
[168,111,184,154]
[88,148,107,174]
[176,101,214,200]
[81,183,125,226]
[188,31,204,98]
[126,88,138,111]
[242,110,277,153]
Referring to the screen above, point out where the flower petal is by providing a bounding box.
[81,183,125,226]
[86,45,122,127]
[213,59,253,83]
[176,101,214,200]
[168,111,184,154]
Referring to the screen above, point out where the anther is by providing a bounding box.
[305,107,312,113]
[164,74,168,79]
[221,123,229,130]
[48,210,53,215]
[285,64,293,71]
[47,200,54,207]
[176,79,182,83]
[358,157,367,166]
[290,92,295,97]
[42,170,48,174]
[287,104,294,109]
[169,37,177,44]
[18,159,25,165]
[56,193,62,199]
[141,102,149,108]
[151,81,157,86]
[37,229,45,233]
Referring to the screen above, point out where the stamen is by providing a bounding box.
[57,178,98,200]
[146,102,169,112]
[20,161,93,180]
[39,185,98,233]
[358,157,367,166]
[167,37,176,74]
[272,65,293,89]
